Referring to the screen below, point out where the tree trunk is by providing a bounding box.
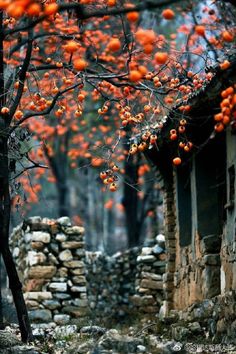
[123,186,140,248]
[122,153,140,248]
[0,255,3,329]
[0,136,33,342]
[43,146,70,218]
[57,181,69,217]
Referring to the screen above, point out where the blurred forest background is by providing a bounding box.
[11,157,164,254]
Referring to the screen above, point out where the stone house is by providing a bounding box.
[145,55,236,317]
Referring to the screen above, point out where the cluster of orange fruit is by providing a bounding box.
[74,93,86,118]
[106,3,174,23]
[28,92,52,113]
[99,165,120,192]
[0,0,59,18]
[170,118,193,165]
[194,25,234,43]
[214,85,236,133]
[129,131,158,155]
[127,52,168,83]
[172,85,236,165]
[118,105,144,127]
[128,125,193,166]
[1,106,25,120]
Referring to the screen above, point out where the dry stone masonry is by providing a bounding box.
[9,217,236,343]
[85,247,140,316]
[131,235,166,314]
[10,217,166,325]
[10,216,88,326]
[85,236,166,317]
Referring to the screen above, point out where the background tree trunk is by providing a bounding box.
[122,130,141,247]
[0,256,3,329]
[57,181,69,217]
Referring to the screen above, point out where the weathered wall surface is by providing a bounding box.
[162,172,221,311]
[173,234,221,310]
[169,130,236,310]
[10,217,166,325]
[161,176,177,314]
[220,129,236,294]
[10,216,88,325]
[221,239,236,293]
[171,291,236,344]
[160,167,236,342]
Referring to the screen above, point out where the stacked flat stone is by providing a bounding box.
[131,234,166,314]
[85,251,119,316]
[85,247,140,317]
[10,216,89,326]
[10,217,166,325]
[118,247,140,314]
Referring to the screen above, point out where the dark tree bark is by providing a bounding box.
[44,132,70,217]
[122,153,140,248]
[0,136,33,342]
[122,130,159,247]
[0,13,33,342]
[122,128,144,248]
[44,146,70,217]
[0,256,3,329]
[57,182,69,217]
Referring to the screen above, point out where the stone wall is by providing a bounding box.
[10,217,166,324]
[161,171,222,312]
[85,238,166,317]
[220,128,236,295]
[158,169,236,342]
[131,236,166,315]
[170,290,236,343]
[85,248,140,317]
[161,172,236,321]
[161,177,177,315]
[10,216,89,326]
[220,238,236,292]
[173,234,221,310]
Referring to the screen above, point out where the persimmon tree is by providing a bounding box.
[0,0,235,342]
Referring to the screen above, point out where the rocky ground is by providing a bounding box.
[1,315,236,354]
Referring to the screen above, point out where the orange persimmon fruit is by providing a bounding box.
[220,60,231,70]
[173,157,182,165]
[14,110,23,119]
[109,183,117,192]
[127,10,139,22]
[44,2,59,16]
[44,3,58,16]
[154,52,168,65]
[27,2,41,16]
[195,25,205,36]
[1,107,9,114]
[107,0,116,6]
[214,122,225,132]
[73,58,88,71]
[162,8,175,20]
[222,31,234,42]
[64,41,78,53]
[107,38,121,52]
[129,70,142,82]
